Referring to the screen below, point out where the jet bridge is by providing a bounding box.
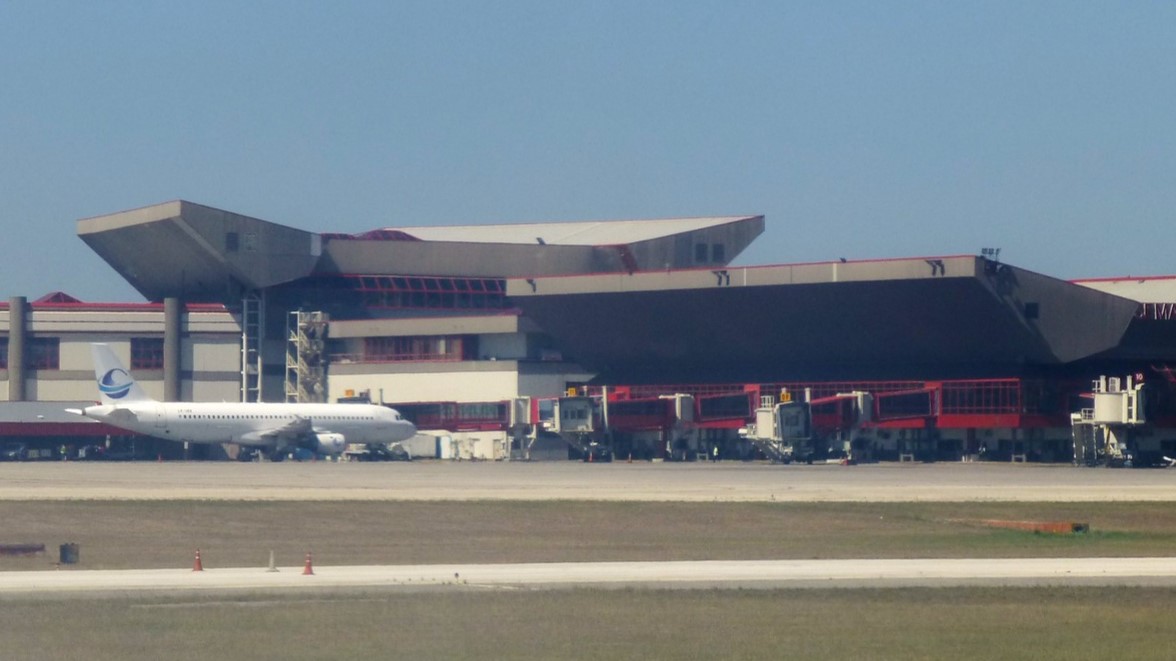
[1071,375,1146,466]
[540,392,712,462]
[548,396,610,461]
[741,390,873,463]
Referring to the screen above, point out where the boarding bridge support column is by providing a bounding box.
[7,297,25,401]
[509,397,535,461]
[163,297,182,402]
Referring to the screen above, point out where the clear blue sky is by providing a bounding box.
[2,1,1173,302]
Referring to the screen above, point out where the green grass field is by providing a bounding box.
[4,500,1176,659]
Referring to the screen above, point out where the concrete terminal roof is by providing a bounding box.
[506,256,1143,383]
[78,201,321,302]
[382,216,761,246]
[77,201,1174,384]
[1074,275,1176,303]
[78,201,763,301]
[1073,276,1176,364]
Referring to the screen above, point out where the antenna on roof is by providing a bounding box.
[980,247,1001,262]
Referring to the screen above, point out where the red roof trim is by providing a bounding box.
[0,301,228,312]
[34,291,83,304]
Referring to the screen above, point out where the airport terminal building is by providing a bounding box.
[2,200,1175,463]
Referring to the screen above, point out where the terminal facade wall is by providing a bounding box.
[0,303,240,403]
[0,298,591,407]
[478,333,529,361]
[328,362,592,403]
[6,294,1164,465]
[518,369,595,401]
[323,313,590,403]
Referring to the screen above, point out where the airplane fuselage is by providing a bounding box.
[71,343,417,455]
[81,401,416,447]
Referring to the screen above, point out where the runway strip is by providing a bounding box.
[3,462,1176,502]
[7,558,1176,595]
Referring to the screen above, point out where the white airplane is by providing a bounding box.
[68,343,417,459]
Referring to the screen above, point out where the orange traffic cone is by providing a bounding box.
[302,551,314,575]
[192,548,204,572]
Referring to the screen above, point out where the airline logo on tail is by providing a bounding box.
[90,343,150,404]
[99,368,135,400]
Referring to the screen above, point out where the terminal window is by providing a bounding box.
[27,337,59,370]
[131,337,165,370]
[363,335,473,362]
[322,275,508,311]
[0,337,6,369]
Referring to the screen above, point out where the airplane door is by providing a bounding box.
[151,404,167,431]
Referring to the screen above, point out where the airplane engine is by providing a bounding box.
[314,433,346,455]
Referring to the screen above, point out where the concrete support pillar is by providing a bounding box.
[7,296,26,401]
[163,297,182,402]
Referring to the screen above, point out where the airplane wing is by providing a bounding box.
[238,416,316,447]
[259,416,314,439]
[238,415,347,456]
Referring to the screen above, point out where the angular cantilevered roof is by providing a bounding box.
[78,201,321,302]
[79,201,764,301]
[505,256,1143,384]
[380,216,760,246]
[1073,275,1176,304]
[1072,276,1176,364]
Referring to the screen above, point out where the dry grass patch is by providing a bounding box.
[1,501,1175,571]
[2,587,1175,660]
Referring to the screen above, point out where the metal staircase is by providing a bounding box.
[285,310,328,403]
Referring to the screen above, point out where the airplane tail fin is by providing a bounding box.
[91,343,153,405]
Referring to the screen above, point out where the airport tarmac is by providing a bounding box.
[5,462,1176,596]
[6,557,1176,596]
[0,460,1175,502]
